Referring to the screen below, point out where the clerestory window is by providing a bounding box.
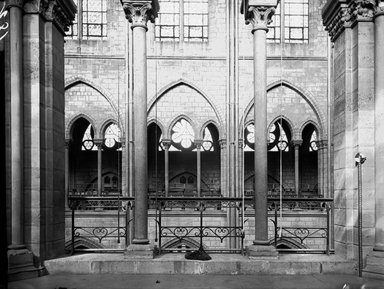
[267,0,308,44]
[66,0,107,40]
[155,0,208,42]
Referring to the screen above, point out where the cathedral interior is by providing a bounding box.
[1,0,384,284]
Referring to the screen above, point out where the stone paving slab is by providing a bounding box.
[8,274,384,289]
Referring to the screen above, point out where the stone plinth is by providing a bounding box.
[363,251,384,279]
[7,247,44,281]
[246,244,278,259]
[125,244,154,259]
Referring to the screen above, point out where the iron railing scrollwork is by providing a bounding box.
[67,195,333,255]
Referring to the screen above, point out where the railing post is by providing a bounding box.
[71,205,75,255]
[117,194,121,244]
[158,201,162,255]
[274,202,278,248]
[326,202,330,255]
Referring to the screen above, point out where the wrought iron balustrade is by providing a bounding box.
[67,195,333,255]
[268,198,333,254]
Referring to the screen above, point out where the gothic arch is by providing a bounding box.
[100,118,122,139]
[149,79,224,137]
[166,115,199,140]
[147,118,165,137]
[66,113,98,140]
[65,76,124,132]
[299,120,321,140]
[268,115,296,140]
[199,120,221,140]
[241,79,326,138]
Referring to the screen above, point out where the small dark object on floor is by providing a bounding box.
[185,246,211,261]
[156,280,160,283]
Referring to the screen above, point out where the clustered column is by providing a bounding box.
[242,0,278,257]
[121,0,158,254]
[374,1,384,252]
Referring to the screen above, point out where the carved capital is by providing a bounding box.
[246,6,276,32]
[376,0,384,16]
[219,139,227,149]
[121,0,159,29]
[161,139,171,150]
[348,0,376,23]
[316,140,328,150]
[322,1,350,41]
[194,139,203,149]
[51,0,77,34]
[22,0,76,33]
[291,139,303,147]
[6,0,24,8]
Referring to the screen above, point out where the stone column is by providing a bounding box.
[121,0,158,257]
[195,140,203,197]
[374,0,384,252]
[7,0,24,251]
[242,0,278,257]
[95,141,103,195]
[292,140,302,197]
[162,139,171,197]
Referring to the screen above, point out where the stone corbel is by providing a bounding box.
[121,0,159,30]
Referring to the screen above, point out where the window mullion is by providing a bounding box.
[179,0,184,43]
[78,0,83,39]
[281,0,285,44]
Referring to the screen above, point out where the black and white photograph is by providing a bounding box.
[1,0,384,288]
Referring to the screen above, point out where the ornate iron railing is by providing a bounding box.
[269,198,333,254]
[153,197,252,254]
[67,195,333,255]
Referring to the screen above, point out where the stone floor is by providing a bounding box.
[8,273,384,289]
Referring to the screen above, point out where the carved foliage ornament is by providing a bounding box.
[121,1,156,28]
[246,6,276,31]
[11,0,76,33]
[324,0,379,41]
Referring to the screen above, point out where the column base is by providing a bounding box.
[363,250,384,280]
[8,246,45,282]
[125,243,154,259]
[246,244,278,259]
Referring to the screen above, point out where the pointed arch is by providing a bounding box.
[241,79,326,138]
[147,118,165,137]
[149,79,224,137]
[66,113,98,140]
[299,120,321,140]
[100,118,121,137]
[166,115,199,140]
[268,115,296,140]
[199,120,221,140]
[65,76,124,134]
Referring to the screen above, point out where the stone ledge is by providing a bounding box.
[44,253,356,276]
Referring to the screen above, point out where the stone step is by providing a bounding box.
[366,251,384,266]
[44,254,356,276]
[363,268,384,280]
